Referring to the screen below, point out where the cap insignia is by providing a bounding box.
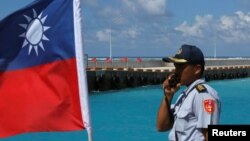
[176,48,182,55]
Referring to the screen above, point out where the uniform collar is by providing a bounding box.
[183,79,205,95]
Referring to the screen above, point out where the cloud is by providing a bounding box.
[121,27,140,39]
[174,11,250,44]
[96,6,125,26]
[99,6,121,18]
[81,0,250,57]
[122,0,137,12]
[138,0,166,15]
[122,0,167,16]
[218,16,234,30]
[175,15,213,38]
[96,29,110,42]
[217,11,250,43]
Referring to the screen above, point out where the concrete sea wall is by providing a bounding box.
[86,58,250,92]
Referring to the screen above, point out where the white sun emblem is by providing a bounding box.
[19,9,50,56]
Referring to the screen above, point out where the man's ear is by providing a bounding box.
[194,64,202,75]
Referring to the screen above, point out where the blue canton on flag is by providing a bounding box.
[0,0,75,71]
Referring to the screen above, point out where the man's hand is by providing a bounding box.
[163,74,181,99]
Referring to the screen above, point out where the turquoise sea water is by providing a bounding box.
[1,78,250,141]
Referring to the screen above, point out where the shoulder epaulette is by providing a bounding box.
[196,84,207,93]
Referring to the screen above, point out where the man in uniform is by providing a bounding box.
[156,44,221,141]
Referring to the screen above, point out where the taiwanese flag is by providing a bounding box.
[105,57,112,63]
[136,57,142,62]
[0,0,92,140]
[91,57,97,63]
[120,57,128,62]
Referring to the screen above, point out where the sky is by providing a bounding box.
[1,0,250,58]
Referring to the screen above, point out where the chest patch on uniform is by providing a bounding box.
[203,99,215,114]
[196,84,207,93]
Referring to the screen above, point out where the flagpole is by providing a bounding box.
[214,29,217,58]
[109,27,112,61]
[73,0,92,141]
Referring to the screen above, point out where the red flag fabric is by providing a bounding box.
[0,0,92,139]
[136,57,142,62]
[105,57,112,63]
[120,57,128,62]
[91,57,97,63]
[0,59,83,137]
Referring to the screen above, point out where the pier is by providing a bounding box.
[86,58,250,92]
